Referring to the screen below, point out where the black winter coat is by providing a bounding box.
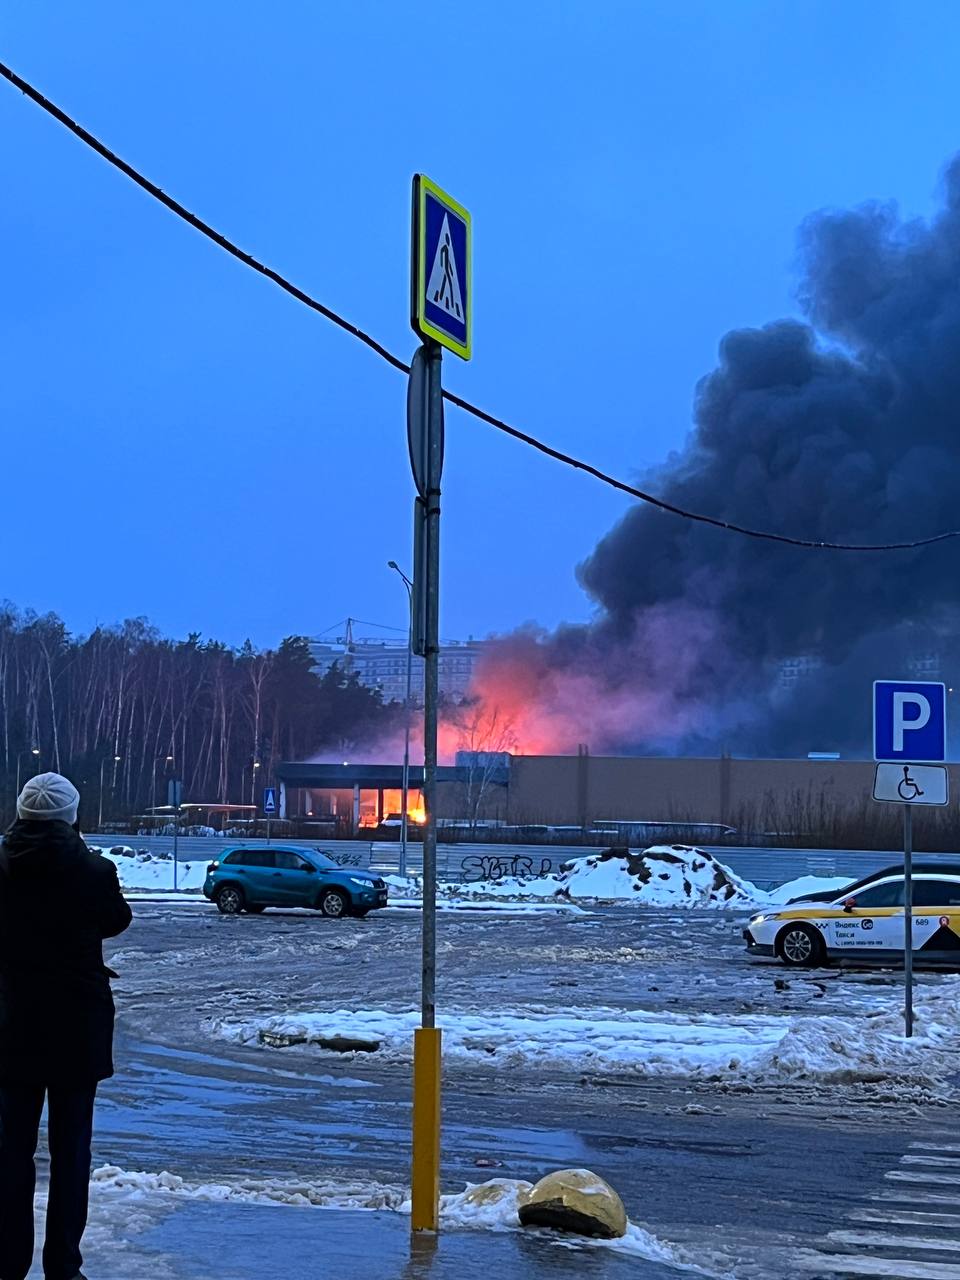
[0,820,132,1084]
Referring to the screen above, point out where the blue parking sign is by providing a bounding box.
[874,681,946,762]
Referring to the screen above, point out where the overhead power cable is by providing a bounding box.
[2,59,957,554]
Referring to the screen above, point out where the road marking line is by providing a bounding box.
[910,1145,960,1155]
[852,1209,960,1229]
[873,1191,960,1209]
[809,1255,960,1277]
[888,1171,960,1187]
[903,1157,960,1169]
[829,1229,960,1255]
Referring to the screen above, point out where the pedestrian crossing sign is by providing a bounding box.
[411,174,472,360]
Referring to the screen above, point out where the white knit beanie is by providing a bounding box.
[17,772,81,825]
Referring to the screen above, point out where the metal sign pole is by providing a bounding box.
[410,341,443,1234]
[421,341,442,1030]
[903,803,914,1038]
[173,803,180,892]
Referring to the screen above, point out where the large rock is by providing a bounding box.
[518,1168,627,1239]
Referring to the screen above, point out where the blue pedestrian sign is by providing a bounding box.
[262,786,278,815]
[873,681,947,762]
[411,174,472,360]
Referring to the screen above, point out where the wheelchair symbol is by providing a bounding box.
[898,766,924,801]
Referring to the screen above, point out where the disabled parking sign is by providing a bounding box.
[873,680,946,762]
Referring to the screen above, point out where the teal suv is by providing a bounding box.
[203,846,388,919]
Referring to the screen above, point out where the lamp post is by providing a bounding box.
[388,560,414,879]
[14,748,41,808]
[99,755,121,830]
[252,759,261,808]
[151,754,175,817]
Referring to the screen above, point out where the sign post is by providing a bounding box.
[872,681,948,1038]
[263,786,277,843]
[168,778,183,892]
[408,174,471,1233]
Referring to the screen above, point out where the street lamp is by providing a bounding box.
[252,759,261,807]
[151,754,176,818]
[14,748,41,805]
[388,560,415,878]
[99,755,121,830]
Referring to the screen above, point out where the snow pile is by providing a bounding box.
[92,1165,407,1210]
[214,981,960,1085]
[557,847,756,906]
[439,1179,533,1231]
[431,845,758,907]
[89,847,208,893]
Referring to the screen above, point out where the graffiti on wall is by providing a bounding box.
[330,849,366,868]
[458,853,556,882]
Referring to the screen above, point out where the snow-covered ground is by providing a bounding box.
[92,840,859,913]
[388,847,854,910]
[213,977,960,1086]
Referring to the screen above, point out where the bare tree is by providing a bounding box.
[453,703,517,831]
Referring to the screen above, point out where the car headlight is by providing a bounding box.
[749,911,781,925]
[348,877,372,889]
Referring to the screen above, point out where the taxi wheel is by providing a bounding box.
[776,923,824,968]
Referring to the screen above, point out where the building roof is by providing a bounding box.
[277,761,452,788]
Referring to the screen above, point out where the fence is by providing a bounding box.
[89,832,932,889]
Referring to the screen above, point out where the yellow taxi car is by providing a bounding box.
[744,871,960,967]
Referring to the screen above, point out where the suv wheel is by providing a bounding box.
[319,887,349,919]
[215,884,245,915]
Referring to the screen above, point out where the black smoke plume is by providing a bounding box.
[482,159,960,757]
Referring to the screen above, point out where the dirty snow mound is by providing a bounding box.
[441,845,756,907]
[92,1166,407,1210]
[559,846,755,906]
[215,982,960,1086]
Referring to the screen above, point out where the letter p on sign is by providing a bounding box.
[874,681,947,762]
[892,692,930,752]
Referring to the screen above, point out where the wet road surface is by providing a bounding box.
[23,898,954,1278]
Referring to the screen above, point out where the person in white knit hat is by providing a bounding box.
[0,772,132,1280]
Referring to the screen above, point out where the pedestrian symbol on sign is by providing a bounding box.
[426,214,463,319]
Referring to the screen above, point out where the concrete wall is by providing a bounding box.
[507,754,960,828]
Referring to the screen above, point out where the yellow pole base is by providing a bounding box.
[411,1026,442,1232]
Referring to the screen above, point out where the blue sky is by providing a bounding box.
[3,1,959,649]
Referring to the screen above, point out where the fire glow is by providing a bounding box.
[445,608,722,758]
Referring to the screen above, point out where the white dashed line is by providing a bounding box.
[873,1190,960,1209]
[809,1145,960,1276]
[887,1171,960,1187]
[812,1256,960,1278]
[852,1209,960,1230]
[828,1229,960,1256]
